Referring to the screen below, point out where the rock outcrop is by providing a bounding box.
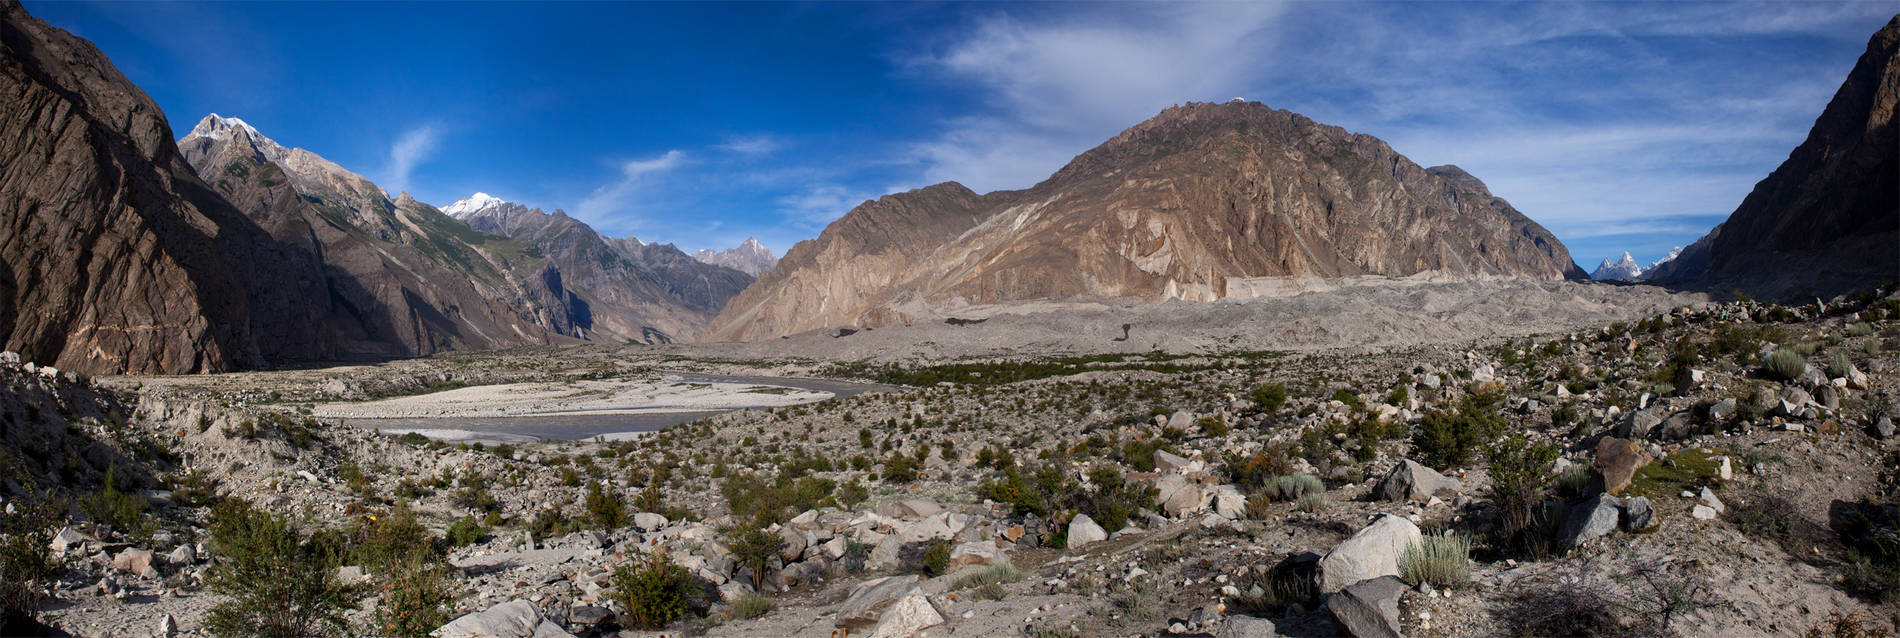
[0,0,332,373]
[1648,16,1899,299]
[708,101,1585,341]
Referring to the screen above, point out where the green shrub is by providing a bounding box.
[352,503,440,573]
[1250,383,1288,412]
[1845,322,1876,337]
[1411,395,1507,470]
[0,490,63,624]
[205,500,364,638]
[1330,388,1363,411]
[612,552,699,630]
[1400,532,1471,586]
[446,515,485,547]
[527,507,575,540]
[1486,433,1559,557]
[1225,558,1315,618]
[1263,474,1323,501]
[1296,492,1329,512]
[883,452,919,483]
[372,551,453,637]
[585,482,627,530]
[1826,352,1855,379]
[1763,349,1807,381]
[1224,448,1294,489]
[730,592,773,620]
[921,540,952,576]
[724,527,783,591]
[80,464,154,541]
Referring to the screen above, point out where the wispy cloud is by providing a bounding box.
[717,134,785,156]
[575,150,686,222]
[776,184,877,229]
[383,125,440,195]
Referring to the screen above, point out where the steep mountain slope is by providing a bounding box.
[693,238,778,276]
[442,194,752,342]
[707,101,1585,341]
[0,0,333,373]
[1649,16,1899,298]
[179,117,576,358]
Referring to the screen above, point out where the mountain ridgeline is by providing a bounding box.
[707,101,1587,341]
[1648,15,1900,298]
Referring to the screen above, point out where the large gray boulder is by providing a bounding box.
[946,540,1009,573]
[1217,615,1286,637]
[436,600,575,638]
[1067,513,1109,549]
[1374,460,1461,503]
[867,589,944,638]
[1157,474,1208,516]
[1326,575,1407,638]
[836,575,922,629]
[1560,493,1622,548]
[1317,514,1421,593]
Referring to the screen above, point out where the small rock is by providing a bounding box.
[1327,575,1406,638]
[1875,416,1895,439]
[1692,505,1718,520]
[1374,459,1462,503]
[1560,493,1622,548]
[157,613,178,638]
[1621,496,1655,530]
[111,548,157,578]
[1592,438,1652,496]
[1699,487,1725,514]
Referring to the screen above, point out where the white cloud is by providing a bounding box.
[717,135,785,155]
[575,150,686,220]
[383,125,439,195]
[776,184,878,228]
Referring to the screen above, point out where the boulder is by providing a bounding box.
[49,527,89,553]
[897,512,960,543]
[632,512,668,532]
[1067,513,1109,549]
[836,575,921,628]
[1317,514,1421,593]
[1618,409,1664,440]
[166,544,195,566]
[1875,416,1895,439]
[1816,386,1841,412]
[1166,410,1196,431]
[868,589,944,638]
[1374,460,1461,503]
[868,534,905,571]
[1560,493,1622,548]
[1698,487,1725,515]
[1692,505,1718,520]
[111,548,157,578]
[946,540,1009,573]
[1326,575,1407,638]
[1213,485,1247,519]
[878,499,943,521]
[778,526,809,562]
[1217,615,1286,638]
[1708,398,1738,422]
[436,600,550,638]
[1621,496,1655,530]
[1156,449,1195,474]
[1592,438,1651,496]
[1157,474,1208,516]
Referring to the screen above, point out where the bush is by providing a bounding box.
[1225,557,1315,618]
[527,507,575,540]
[1763,349,1807,381]
[1296,492,1329,513]
[353,503,440,574]
[0,490,63,629]
[882,452,919,483]
[1263,474,1323,501]
[1250,383,1288,412]
[1400,532,1470,586]
[585,481,627,530]
[80,463,154,541]
[1486,433,1558,557]
[373,552,453,637]
[724,527,783,591]
[1826,352,1855,379]
[921,540,952,576]
[1412,395,1506,470]
[205,500,364,638]
[731,592,773,620]
[446,515,485,547]
[612,552,699,630]
[1224,449,1294,489]
[1804,611,1894,638]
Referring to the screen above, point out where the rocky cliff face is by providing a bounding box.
[444,195,753,343]
[1648,16,1899,299]
[0,0,334,373]
[707,101,1584,341]
[693,238,778,276]
[179,117,574,358]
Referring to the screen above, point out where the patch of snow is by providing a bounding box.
[441,192,506,218]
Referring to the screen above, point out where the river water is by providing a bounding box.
[340,373,900,442]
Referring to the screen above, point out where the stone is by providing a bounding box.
[435,599,543,638]
[1213,485,1247,519]
[1592,437,1652,496]
[1621,496,1655,530]
[822,536,849,560]
[530,620,575,638]
[836,575,921,628]
[1067,513,1109,549]
[1816,385,1841,411]
[1876,416,1895,439]
[1157,474,1208,516]
[719,582,753,603]
[632,512,668,531]
[1699,487,1726,514]
[1374,459,1462,503]
[111,548,157,578]
[1717,456,1733,481]
[947,540,1009,573]
[1846,366,1870,390]
[897,512,960,543]
[336,565,368,585]
[1708,398,1738,421]
[878,499,943,521]
[1797,366,1828,389]
[1217,615,1286,638]
[1560,493,1622,548]
[868,534,905,570]
[1317,514,1422,593]
[868,589,944,638]
[778,526,809,561]
[50,527,89,553]
[1156,449,1195,474]
[1692,505,1718,520]
[1326,575,1407,638]
[1618,409,1663,440]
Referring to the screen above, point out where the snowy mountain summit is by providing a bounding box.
[1590,247,1683,281]
[441,192,508,219]
[693,238,777,276]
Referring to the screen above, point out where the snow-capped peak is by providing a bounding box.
[692,237,778,276]
[182,113,288,159]
[1590,247,1685,282]
[441,192,507,218]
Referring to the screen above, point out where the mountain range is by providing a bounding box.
[1590,248,1682,282]
[706,101,1587,341]
[693,238,778,277]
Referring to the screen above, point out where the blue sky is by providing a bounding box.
[30,1,1895,268]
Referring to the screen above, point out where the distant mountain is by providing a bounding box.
[692,238,778,276]
[442,193,753,342]
[1590,247,1682,281]
[1648,16,1899,298]
[0,0,346,373]
[707,101,1585,341]
[179,116,580,358]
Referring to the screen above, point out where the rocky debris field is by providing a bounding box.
[3,286,1898,638]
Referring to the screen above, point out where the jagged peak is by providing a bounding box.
[442,192,509,218]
